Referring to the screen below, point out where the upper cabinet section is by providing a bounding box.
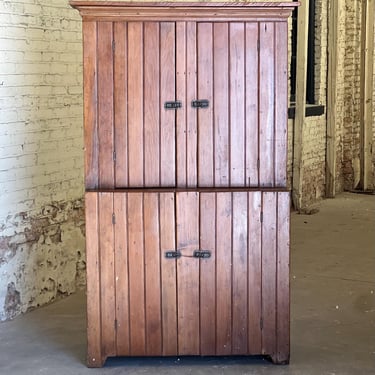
[75,2,297,190]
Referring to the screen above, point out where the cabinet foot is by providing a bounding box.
[266,353,290,365]
[87,355,107,368]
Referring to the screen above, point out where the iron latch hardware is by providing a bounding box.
[193,250,211,259]
[164,101,182,109]
[192,99,209,108]
[165,251,181,259]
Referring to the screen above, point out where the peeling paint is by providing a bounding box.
[0,198,86,322]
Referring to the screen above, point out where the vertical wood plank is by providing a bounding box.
[216,192,232,355]
[176,22,187,187]
[144,193,162,355]
[114,193,130,356]
[144,23,161,187]
[83,21,98,190]
[274,22,288,187]
[99,192,116,358]
[114,22,128,188]
[160,22,176,186]
[127,22,144,187]
[199,193,216,355]
[261,192,277,357]
[276,192,290,363]
[213,23,229,187]
[232,192,248,354]
[229,23,246,186]
[127,193,146,355]
[160,193,178,355]
[259,22,275,187]
[85,192,102,367]
[248,191,262,354]
[197,23,214,187]
[177,192,200,355]
[186,22,198,187]
[97,22,114,188]
[245,23,259,187]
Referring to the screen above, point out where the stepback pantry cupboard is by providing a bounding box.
[70,1,297,368]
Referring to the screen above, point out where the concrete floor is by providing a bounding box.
[0,192,374,374]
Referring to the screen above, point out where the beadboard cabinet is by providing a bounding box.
[70,1,296,368]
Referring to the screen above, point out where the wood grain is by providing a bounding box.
[97,22,114,188]
[114,22,128,188]
[127,193,146,355]
[85,193,103,367]
[98,192,116,357]
[213,23,229,187]
[83,21,99,190]
[199,193,216,355]
[229,23,246,186]
[177,192,200,355]
[160,193,178,355]
[144,23,161,187]
[114,193,130,356]
[259,22,275,187]
[127,22,144,187]
[160,22,176,186]
[144,193,162,355]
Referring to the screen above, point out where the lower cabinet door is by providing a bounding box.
[85,190,290,366]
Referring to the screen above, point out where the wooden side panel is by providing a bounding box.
[114,193,130,356]
[144,193,162,355]
[144,23,161,187]
[177,192,200,355]
[276,192,290,363]
[213,23,229,187]
[248,191,262,354]
[160,193,178,355]
[127,22,144,187]
[83,21,98,190]
[232,192,248,354]
[98,193,116,358]
[229,23,246,186]
[215,193,232,355]
[176,22,187,187]
[127,193,146,355]
[197,23,214,187]
[97,22,114,188]
[274,22,288,187]
[160,22,176,186]
[199,193,216,355]
[85,193,102,367]
[259,22,275,187]
[114,22,128,188]
[245,23,260,187]
[186,22,198,187]
[261,192,277,357]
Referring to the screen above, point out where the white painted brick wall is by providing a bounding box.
[0,0,85,320]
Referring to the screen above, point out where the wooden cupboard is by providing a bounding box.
[70,1,297,367]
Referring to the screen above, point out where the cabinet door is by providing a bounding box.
[86,191,289,361]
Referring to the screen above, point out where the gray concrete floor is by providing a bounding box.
[0,192,374,374]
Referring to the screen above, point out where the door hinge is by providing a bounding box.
[260,211,263,223]
[114,319,118,331]
[257,39,260,51]
[260,318,263,330]
[257,158,260,170]
[112,40,115,52]
[112,213,116,225]
[113,150,116,162]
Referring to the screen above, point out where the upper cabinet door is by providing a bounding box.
[83,20,287,189]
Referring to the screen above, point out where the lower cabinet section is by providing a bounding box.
[85,190,290,367]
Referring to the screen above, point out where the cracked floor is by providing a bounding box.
[0,192,374,374]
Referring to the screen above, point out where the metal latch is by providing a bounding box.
[164,101,182,109]
[192,99,209,108]
[193,250,211,259]
[165,251,181,259]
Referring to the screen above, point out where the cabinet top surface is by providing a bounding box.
[70,1,298,8]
